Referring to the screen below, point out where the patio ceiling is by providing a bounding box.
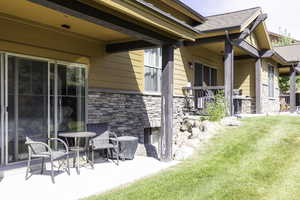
[0,0,133,42]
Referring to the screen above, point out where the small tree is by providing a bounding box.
[206,91,226,121]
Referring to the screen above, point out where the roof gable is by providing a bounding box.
[194,7,261,33]
[274,44,300,62]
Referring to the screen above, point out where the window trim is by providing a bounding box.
[194,62,218,87]
[268,64,275,98]
[144,48,162,93]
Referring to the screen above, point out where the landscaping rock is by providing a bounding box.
[194,120,202,128]
[221,117,241,126]
[190,127,201,139]
[173,146,194,161]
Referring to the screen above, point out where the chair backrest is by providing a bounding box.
[87,123,110,148]
[25,137,47,154]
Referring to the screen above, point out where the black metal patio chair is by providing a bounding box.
[87,123,119,166]
[25,136,70,183]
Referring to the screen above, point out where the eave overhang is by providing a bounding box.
[91,0,200,41]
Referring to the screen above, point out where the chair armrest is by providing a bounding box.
[109,132,119,146]
[48,138,69,153]
[25,141,52,154]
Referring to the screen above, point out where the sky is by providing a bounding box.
[181,0,300,40]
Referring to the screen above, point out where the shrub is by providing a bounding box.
[206,91,226,121]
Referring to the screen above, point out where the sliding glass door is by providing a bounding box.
[0,53,87,164]
[7,56,49,162]
[0,53,5,166]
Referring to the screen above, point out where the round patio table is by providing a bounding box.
[59,131,96,174]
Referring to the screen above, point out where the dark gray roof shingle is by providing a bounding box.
[194,7,261,32]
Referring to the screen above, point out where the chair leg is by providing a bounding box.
[73,153,76,168]
[116,147,119,166]
[25,155,31,180]
[41,158,44,174]
[66,154,70,175]
[76,150,80,175]
[91,149,94,169]
[51,158,55,184]
[106,148,109,161]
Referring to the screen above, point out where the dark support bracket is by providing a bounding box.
[232,40,260,58]
[255,59,262,113]
[106,40,157,53]
[224,39,234,116]
[160,45,174,161]
[260,50,275,58]
[290,66,296,112]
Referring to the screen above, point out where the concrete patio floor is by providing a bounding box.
[0,156,178,200]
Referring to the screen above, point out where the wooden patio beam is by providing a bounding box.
[238,14,268,41]
[183,33,240,46]
[234,55,255,60]
[106,40,157,53]
[260,50,275,58]
[255,59,262,113]
[290,66,296,112]
[28,0,176,45]
[160,45,174,161]
[232,40,260,58]
[224,38,234,116]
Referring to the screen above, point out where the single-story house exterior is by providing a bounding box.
[0,0,297,174]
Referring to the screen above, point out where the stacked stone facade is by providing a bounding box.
[88,89,186,145]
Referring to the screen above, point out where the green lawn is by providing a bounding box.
[86,116,300,200]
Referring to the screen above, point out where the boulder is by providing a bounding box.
[173,146,194,161]
[221,117,241,126]
[194,120,202,128]
[190,127,201,139]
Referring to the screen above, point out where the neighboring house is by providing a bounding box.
[0,0,298,172]
[269,31,300,45]
[180,7,287,114]
[275,44,300,110]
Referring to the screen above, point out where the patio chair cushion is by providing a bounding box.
[32,151,67,160]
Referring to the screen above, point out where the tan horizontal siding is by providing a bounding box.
[234,59,255,97]
[173,46,224,96]
[89,50,144,91]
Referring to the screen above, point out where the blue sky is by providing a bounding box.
[181,0,300,40]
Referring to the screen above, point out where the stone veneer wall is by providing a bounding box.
[240,98,255,114]
[88,89,186,145]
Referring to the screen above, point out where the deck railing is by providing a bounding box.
[182,86,225,114]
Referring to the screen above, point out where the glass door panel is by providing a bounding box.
[56,64,86,133]
[0,53,4,166]
[7,56,49,163]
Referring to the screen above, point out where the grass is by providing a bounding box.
[85,116,300,200]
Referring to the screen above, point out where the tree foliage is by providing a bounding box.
[272,27,294,47]
[279,75,300,93]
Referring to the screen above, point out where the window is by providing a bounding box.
[268,65,275,97]
[144,48,162,92]
[194,63,217,86]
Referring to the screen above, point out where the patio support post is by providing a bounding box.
[160,45,174,162]
[290,66,296,112]
[224,39,234,116]
[255,59,262,113]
